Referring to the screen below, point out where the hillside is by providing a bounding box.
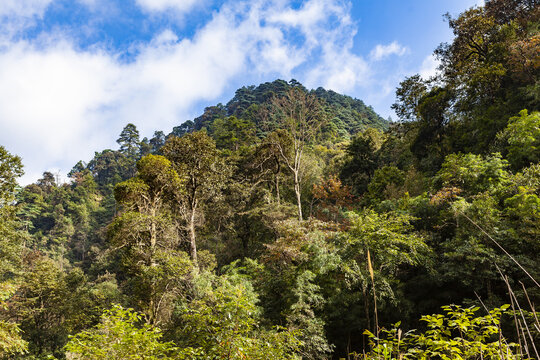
[0,1,539,359]
[170,79,389,140]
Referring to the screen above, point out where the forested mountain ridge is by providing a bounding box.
[0,0,539,359]
[172,79,389,141]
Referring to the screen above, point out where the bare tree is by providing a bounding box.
[266,87,326,220]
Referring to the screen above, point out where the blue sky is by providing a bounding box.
[0,0,483,184]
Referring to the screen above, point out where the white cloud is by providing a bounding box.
[0,0,54,42]
[268,0,369,93]
[0,40,122,184]
[419,53,440,79]
[0,0,52,17]
[135,0,199,13]
[0,0,393,185]
[306,46,369,93]
[370,41,408,61]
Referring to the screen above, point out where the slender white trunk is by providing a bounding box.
[294,170,302,221]
[189,206,198,267]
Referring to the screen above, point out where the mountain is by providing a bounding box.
[169,79,389,140]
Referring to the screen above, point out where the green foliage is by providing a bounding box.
[0,145,24,203]
[174,272,301,359]
[65,305,179,360]
[212,116,256,151]
[435,153,510,196]
[392,75,428,121]
[498,110,540,168]
[286,271,334,359]
[86,149,135,187]
[110,155,192,326]
[366,166,405,203]
[161,131,231,263]
[161,131,230,209]
[117,123,141,159]
[257,220,339,358]
[0,145,27,281]
[362,304,518,360]
[0,283,28,357]
[14,257,123,357]
[340,129,382,195]
[189,79,388,142]
[5,4,540,357]
[345,210,430,275]
[504,186,540,222]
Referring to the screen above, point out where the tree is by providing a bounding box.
[0,146,25,279]
[391,75,428,122]
[0,147,28,357]
[267,88,326,220]
[15,257,78,356]
[0,283,27,357]
[0,145,23,205]
[149,131,166,154]
[498,110,540,169]
[173,272,301,359]
[434,152,510,196]
[366,166,405,203]
[117,123,141,159]
[111,155,191,326]
[113,155,183,261]
[312,175,353,223]
[87,149,134,186]
[340,129,383,195]
[170,120,194,138]
[161,131,230,266]
[257,219,338,358]
[212,116,256,151]
[485,0,540,24]
[255,130,292,205]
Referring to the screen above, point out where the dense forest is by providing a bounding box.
[0,0,539,358]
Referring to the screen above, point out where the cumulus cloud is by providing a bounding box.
[268,0,369,93]
[0,0,396,184]
[370,41,408,61]
[135,0,199,13]
[0,40,122,184]
[0,0,54,42]
[419,53,440,79]
[0,0,52,17]
[305,47,369,93]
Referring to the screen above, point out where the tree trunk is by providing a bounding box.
[275,173,280,205]
[189,206,198,267]
[149,206,157,325]
[294,170,302,221]
[275,155,281,205]
[363,287,371,333]
[150,207,157,260]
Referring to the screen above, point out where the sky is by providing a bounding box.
[0,0,484,185]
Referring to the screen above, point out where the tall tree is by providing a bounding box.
[161,131,230,266]
[149,131,166,153]
[0,146,27,357]
[0,146,27,280]
[0,145,23,206]
[267,88,325,220]
[111,154,190,325]
[117,123,141,159]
